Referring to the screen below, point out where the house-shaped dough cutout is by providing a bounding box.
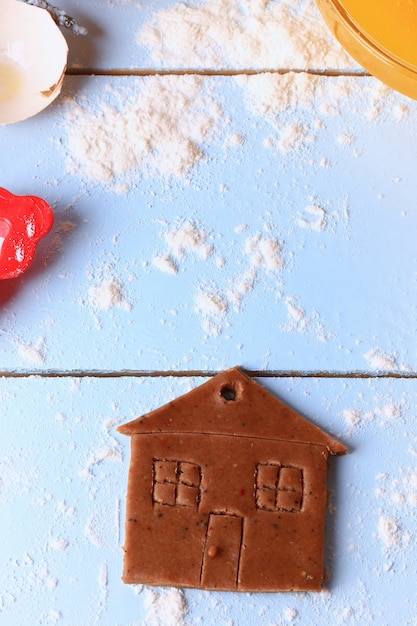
[118,367,347,592]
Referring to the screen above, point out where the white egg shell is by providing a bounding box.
[0,0,68,125]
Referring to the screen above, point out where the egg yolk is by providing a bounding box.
[0,61,24,104]
[340,0,417,67]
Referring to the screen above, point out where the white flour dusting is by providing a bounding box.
[236,72,410,140]
[189,226,285,334]
[393,103,409,120]
[88,280,131,312]
[147,217,335,341]
[297,204,327,232]
[343,402,402,431]
[195,290,229,316]
[283,607,299,622]
[376,468,417,510]
[99,562,108,596]
[236,72,352,119]
[64,76,222,185]
[85,445,123,477]
[18,337,46,364]
[48,538,69,551]
[152,254,178,275]
[276,123,314,153]
[244,233,284,271]
[284,295,308,332]
[85,515,104,548]
[338,133,356,146]
[49,609,62,622]
[375,403,402,425]
[144,587,188,626]
[61,70,407,193]
[364,348,399,371]
[195,288,229,336]
[377,515,402,549]
[282,295,332,341]
[137,0,354,69]
[164,222,213,260]
[343,408,362,428]
[153,222,213,274]
[227,268,257,312]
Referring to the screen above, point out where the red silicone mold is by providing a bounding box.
[0,187,54,280]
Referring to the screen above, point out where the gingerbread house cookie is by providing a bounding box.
[118,367,347,592]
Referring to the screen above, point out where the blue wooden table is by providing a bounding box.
[1,1,417,624]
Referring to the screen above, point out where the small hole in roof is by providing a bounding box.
[220,385,236,401]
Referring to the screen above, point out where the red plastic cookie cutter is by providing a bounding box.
[0,187,54,280]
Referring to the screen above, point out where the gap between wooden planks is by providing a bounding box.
[66,67,370,77]
[0,369,415,378]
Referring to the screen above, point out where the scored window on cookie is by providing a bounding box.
[255,463,304,513]
[152,459,202,507]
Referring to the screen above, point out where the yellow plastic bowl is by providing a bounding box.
[316,0,417,99]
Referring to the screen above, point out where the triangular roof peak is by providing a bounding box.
[118,367,347,455]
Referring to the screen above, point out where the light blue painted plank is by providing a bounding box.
[59,0,356,71]
[0,74,416,373]
[1,374,416,625]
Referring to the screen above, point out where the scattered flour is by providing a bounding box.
[18,337,46,365]
[153,222,213,274]
[285,295,308,332]
[164,222,213,260]
[244,233,284,271]
[144,587,188,626]
[375,403,402,424]
[137,0,354,69]
[283,606,299,622]
[343,402,402,431]
[62,67,408,191]
[48,538,69,551]
[99,561,108,596]
[343,408,362,428]
[376,468,417,510]
[236,72,408,146]
[88,279,131,312]
[151,221,287,335]
[364,82,395,120]
[195,290,229,316]
[235,72,353,121]
[195,288,229,336]
[64,76,222,185]
[297,204,327,232]
[84,515,104,548]
[227,268,257,311]
[283,295,331,340]
[85,445,123,476]
[363,348,399,372]
[49,609,62,622]
[393,103,409,120]
[180,219,332,341]
[227,230,284,311]
[0,454,39,502]
[276,123,314,153]
[164,222,213,259]
[377,515,402,549]
[152,254,178,275]
[224,132,245,148]
[338,133,356,146]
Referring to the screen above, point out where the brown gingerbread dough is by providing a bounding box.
[118,367,347,592]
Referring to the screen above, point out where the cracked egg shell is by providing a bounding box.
[0,0,68,125]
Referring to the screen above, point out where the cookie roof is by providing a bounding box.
[118,367,347,455]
